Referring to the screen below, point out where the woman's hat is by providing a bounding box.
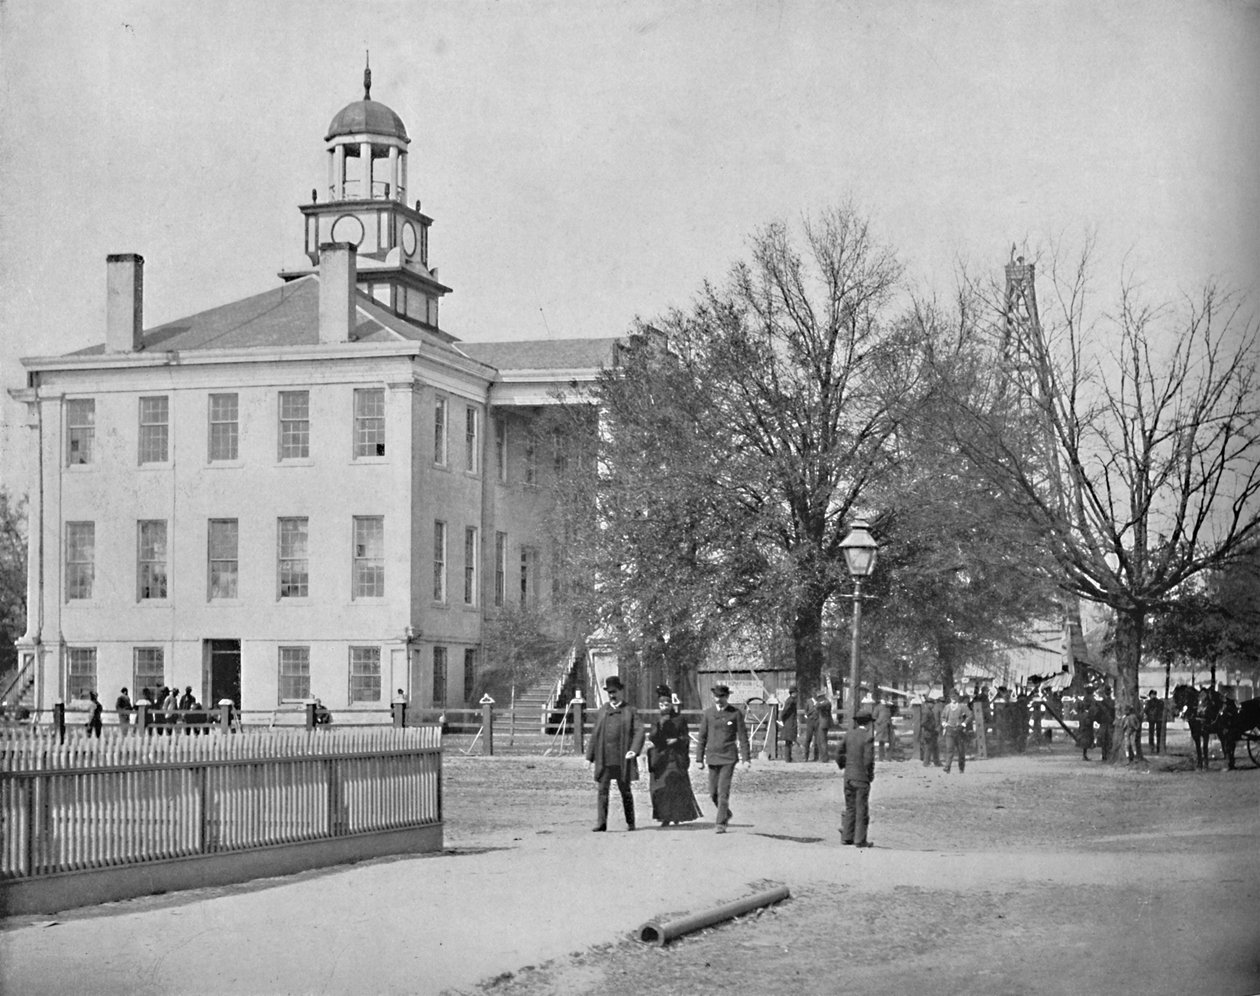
[604,675,624,691]
[655,684,673,698]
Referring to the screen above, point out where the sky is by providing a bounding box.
[2,0,1258,495]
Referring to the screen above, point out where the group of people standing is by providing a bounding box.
[776,686,833,762]
[112,685,210,733]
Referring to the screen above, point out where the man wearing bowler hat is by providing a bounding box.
[695,684,751,834]
[837,707,876,847]
[585,675,646,831]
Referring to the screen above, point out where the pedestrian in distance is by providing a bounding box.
[695,684,751,834]
[85,690,103,738]
[919,696,941,767]
[115,686,132,733]
[584,675,645,832]
[778,685,799,762]
[1096,687,1116,761]
[1076,693,1096,761]
[807,689,832,762]
[940,689,970,773]
[837,708,876,847]
[646,684,702,827]
[1143,690,1163,755]
[179,686,196,711]
[872,697,894,761]
[1120,705,1139,763]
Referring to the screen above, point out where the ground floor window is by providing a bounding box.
[433,646,448,706]
[133,647,164,697]
[464,648,476,702]
[67,647,97,699]
[349,646,381,703]
[279,646,311,702]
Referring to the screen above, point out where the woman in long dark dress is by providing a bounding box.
[647,685,702,827]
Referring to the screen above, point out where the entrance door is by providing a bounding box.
[205,639,242,708]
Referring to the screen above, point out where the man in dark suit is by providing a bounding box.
[778,686,799,762]
[695,685,751,834]
[808,690,833,762]
[837,708,876,847]
[585,675,645,832]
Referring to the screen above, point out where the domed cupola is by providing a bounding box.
[279,58,453,336]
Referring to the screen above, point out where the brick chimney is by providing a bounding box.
[318,242,358,344]
[105,254,144,352]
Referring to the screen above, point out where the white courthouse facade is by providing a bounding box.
[10,73,618,719]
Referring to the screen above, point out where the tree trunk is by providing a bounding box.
[793,600,826,696]
[1111,608,1145,763]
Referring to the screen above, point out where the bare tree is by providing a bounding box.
[953,245,1260,740]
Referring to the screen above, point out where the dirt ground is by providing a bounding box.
[444,734,1260,996]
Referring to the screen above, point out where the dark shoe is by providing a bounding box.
[592,825,606,832]
[841,839,854,845]
[715,825,727,834]
[855,841,874,848]
[943,767,951,773]
[626,823,635,831]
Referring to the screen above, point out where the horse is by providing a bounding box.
[1172,684,1242,770]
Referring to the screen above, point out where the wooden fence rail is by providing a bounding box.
[0,726,442,882]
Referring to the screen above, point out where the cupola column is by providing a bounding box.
[389,146,400,201]
[334,144,346,199]
[361,141,373,197]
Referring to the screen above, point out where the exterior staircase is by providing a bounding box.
[513,652,585,735]
[0,658,36,719]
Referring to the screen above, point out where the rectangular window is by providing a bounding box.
[463,648,476,702]
[353,388,386,458]
[67,647,97,699]
[552,430,568,479]
[432,646,447,706]
[66,399,95,466]
[65,521,95,600]
[278,517,309,598]
[494,531,507,607]
[208,518,239,599]
[434,397,448,465]
[138,396,169,464]
[465,406,480,473]
[137,520,168,600]
[463,527,478,605]
[519,547,537,610]
[278,390,310,460]
[353,516,385,598]
[349,646,381,703]
[208,393,239,462]
[133,647,164,697]
[433,521,447,602]
[524,438,537,486]
[279,646,311,702]
[495,417,508,482]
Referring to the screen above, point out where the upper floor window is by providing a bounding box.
[465,406,480,474]
[524,438,537,486]
[494,531,507,607]
[67,646,97,699]
[278,517,309,598]
[519,547,538,610]
[463,648,477,703]
[463,527,478,606]
[434,397,448,466]
[349,646,382,703]
[278,391,310,461]
[137,520,168,600]
[278,646,311,702]
[208,518,239,599]
[353,516,385,598]
[208,393,239,462]
[433,520,447,602]
[65,521,95,600]
[494,417,508,482]
[138,396,169,464]
[66,399,95,466]
[353,388,386,458]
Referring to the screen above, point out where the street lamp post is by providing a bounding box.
[840,519,879,731]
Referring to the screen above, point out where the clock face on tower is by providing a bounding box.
[401,222,418,258]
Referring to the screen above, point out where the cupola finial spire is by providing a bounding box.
[363,50,372,100]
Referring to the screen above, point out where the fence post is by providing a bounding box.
[219,702,233,731]
[392,701,407,727]
[972,701,988,759]
[480,694,495,756]
[305,702,316,730]
[53,701,65,744]
[573,690,585,755]
[137,704,149,735]
[768,702,780,759]
[911,702,922,760]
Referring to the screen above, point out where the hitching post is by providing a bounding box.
[573,689,585,755]
[480,694,495,756]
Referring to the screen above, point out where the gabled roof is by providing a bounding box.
[458,337,624,372]
[67,277,461,358]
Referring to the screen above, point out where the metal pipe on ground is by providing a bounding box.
[637,884,790,946]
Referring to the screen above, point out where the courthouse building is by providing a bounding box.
[8,72,618,718]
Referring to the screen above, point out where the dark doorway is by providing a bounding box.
[206,639,242,708]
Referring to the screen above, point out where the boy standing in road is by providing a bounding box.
[837,709,876,847]
[695,685,751,833]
